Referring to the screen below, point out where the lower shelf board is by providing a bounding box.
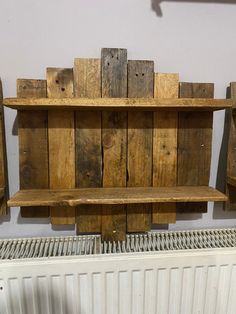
[8,186,227,207]
[227,176,236,187]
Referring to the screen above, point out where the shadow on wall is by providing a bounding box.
[151,0,236,16]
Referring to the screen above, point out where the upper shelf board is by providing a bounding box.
[8,186,227,208]
[3,97,232,111]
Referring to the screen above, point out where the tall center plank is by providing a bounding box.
[101,48,127,241]
[127,60,154,232]
[17,79,48,217]
[152,73,179,224]
[47,68,75,224]
[178,82,214,213]
[74,58,102,233]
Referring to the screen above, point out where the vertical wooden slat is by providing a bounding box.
[101,48,127,241]
[226,82,236,210]
[0,79,8,215]
[178,82,214,213]
[127,60,154,232]
[47,68,75,224]
[152,73,179,223]
[74,58,102,233]
[17,79,48,217]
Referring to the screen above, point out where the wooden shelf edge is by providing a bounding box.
[7,186,228,207]
[227,176,236,187]
[3,97,232,111]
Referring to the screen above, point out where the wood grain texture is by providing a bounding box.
[4,97,232,111]
[227,176,236,187]
[0,79,8,215]
[226,82,236,210]
[8,186,228,208]
[47,68,75,224]
[74,58,102,233]
[101,48,127,241]
[153,73,179,224]
[127,60,154,232]
[17,79,48,217]
[177,82,214,213]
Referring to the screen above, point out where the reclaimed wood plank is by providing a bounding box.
[101,48,127,241]
[226,82,236,210]
[177,82,214,213]
[0,79,8,215]
[17,79,48,217]
[8,186,228,208]
[47,68,75,224]
[153,73,179,224]
[3,97,232,111]
[74,58,102,233]
[127,60,154,232]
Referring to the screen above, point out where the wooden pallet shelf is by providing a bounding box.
[227,176,236,187]
[3,97,232,111]
[6,48,229,240]
[8,186,227,207]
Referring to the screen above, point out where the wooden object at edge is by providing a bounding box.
[226,82,236,210]
[0,79,8,215]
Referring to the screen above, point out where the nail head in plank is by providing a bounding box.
[47,68,76,224]
[101,48,127,241]
[177,82,214,213]
[17,79,49,217]
[74,58,102,233]
[153,73,179,224]
[8,186,228,208]
[127,60,154,232]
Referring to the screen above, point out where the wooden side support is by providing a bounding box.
[0,79,8,215]
[226,82,236,210]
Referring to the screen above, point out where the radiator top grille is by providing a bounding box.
[1,228,236,260]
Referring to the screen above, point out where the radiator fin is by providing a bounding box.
[1,228,236,260]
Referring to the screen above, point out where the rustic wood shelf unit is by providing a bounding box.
[4,48,230,241]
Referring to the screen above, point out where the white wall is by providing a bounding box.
[1,0,236,238]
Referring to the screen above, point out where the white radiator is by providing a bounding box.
[0,229,236,314]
